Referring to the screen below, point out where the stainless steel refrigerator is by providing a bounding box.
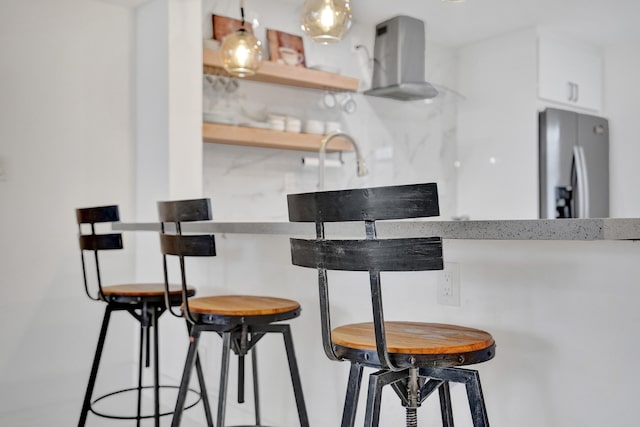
[539,108,609,218]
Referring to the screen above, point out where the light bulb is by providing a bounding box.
[319,5,335,30]
[301,0,352,44]
[221,29,262,78]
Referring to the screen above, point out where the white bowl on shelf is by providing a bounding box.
[268,114,286,131]
[285,116,302,133]
[305,119,325,135]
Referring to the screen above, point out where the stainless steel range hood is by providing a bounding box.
[364,15,438,101]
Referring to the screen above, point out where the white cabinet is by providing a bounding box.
[538,33,603,111]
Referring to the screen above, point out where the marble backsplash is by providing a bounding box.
[202,80,459,221]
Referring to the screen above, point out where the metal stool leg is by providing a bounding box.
[216,331,233,427]
[281,324,309,427]
[195,353,214,426]
[439,381,454,427]
[364,369,410,427]
[464,371,489,427]
[136,305,148,427]
[341,362,363,427]
[364,370,386,427]
[183,320,214,426]
[251,346,260,426]
[244,323,307,426]
[421,367,490,427]
[152,307,161,427]
[238,353,245,404]
[78,306,112,427]
[171,326,203,427]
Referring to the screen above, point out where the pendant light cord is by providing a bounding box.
[240,0,245,27]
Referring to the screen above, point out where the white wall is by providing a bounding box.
[456,28,539,219]
[604,42,640,217]
[0,0,136,424]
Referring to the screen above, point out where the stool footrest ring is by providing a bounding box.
[89,385,202,420]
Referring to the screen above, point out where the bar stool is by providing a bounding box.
[287,183,496,427]
[157,198,309,427]
[76,205,213,426]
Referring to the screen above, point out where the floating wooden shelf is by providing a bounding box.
[203,48,359,92]
[203,122,353,152]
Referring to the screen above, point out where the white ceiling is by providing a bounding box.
[281,0,640,47]
[101,0,640,47]
[96,0,151,8]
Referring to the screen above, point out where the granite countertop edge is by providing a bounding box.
[113,218,640,241]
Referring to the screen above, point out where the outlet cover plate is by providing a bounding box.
[438,262,460,306]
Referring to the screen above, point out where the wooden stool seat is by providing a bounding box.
[101,283,194,297]
[332,321,495,355]
[186,295,301,316]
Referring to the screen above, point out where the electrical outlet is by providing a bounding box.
[438,262,460,306]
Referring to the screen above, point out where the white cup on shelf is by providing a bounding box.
[325,121,341,133]
[268,114,286,131]
[285,116,302,133]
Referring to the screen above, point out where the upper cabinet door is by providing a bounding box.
[538,34,603,112]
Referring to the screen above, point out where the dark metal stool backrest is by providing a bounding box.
[76,205,122,301]
[157,198,216,324]
[287,183,443,371]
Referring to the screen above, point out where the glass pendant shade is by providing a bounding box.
[221,28,262,78]
[301,0,352,44]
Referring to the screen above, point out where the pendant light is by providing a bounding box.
[300,0,352,44]
[220,0,262,77]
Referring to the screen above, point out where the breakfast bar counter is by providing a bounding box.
[120,216,640,426]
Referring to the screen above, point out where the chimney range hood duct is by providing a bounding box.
[364,15,438,101]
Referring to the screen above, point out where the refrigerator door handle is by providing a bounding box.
[578,146,590,217]
[572,145,590,218]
